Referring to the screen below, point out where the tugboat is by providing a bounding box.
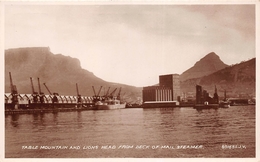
[219,90,230,108]
[92,86,126,110]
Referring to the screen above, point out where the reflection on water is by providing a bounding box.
[5,106,255,158]
[10,114,19,128]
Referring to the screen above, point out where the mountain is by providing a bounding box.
[5,47,142,103]
[5,47,255,102]
[181,58,255,98]
[180,52,228,81]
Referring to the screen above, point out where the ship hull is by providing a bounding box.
[219,102,230,108]
[96,103,126,110]
[193,104,219,109]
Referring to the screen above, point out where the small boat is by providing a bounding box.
[219,101,230,108]
[95,99,126,110]
[219,90,230,108]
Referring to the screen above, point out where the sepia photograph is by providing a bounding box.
[2,0,258,161]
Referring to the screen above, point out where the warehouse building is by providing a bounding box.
[142,74,181,103]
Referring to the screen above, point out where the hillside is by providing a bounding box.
[181,58,255,98]
[5,47,255,102]
[180,52,228,81]
[5,47,142,103]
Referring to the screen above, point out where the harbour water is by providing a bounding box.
[5,105,255,158]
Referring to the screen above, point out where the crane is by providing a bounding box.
[38,78,44,103]
[117,87,122,100]
[105,87,110,98]
[43,83,52,95]
[9,72,17,94]
[76,83,81,103]
[109,88,117,99]
[30,77,38,94]
[92,86,97,97]
[30,77,38,103]
[97,86,103,96]
[9,72,18,106]
[37,78,43,94]
[43,82,58,103]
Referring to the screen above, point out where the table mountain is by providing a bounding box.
[5,47,141,103]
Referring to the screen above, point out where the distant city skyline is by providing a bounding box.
[4,3,256,87]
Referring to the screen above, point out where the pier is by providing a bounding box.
[5,106,95,115]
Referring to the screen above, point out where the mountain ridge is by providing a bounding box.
[181,58,255,98]
[5,47,142,103]
[5,47,255,102]
[180,52,229,81]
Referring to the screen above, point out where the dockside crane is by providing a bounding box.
[37,77,45,104]
[43,83,52,95]
[117,87,122,100]
[97,86,103,100]
[92,86,97,97]
[9,72,18,107]
[104,87,110,99]
[109,88,117,99]
[97,86,103,97]
[43,82,58,103]
[92,86,103,102]
[76,83,81,104]
[92,86,98,102]
[30,77,38,103]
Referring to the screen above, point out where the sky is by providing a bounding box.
[4,3,256,87]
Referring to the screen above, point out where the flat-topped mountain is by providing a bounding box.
[5,47,255,102]
[5,47,142,103]
[180,52,228,81]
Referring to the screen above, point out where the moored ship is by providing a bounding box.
[95,99,126,110]
[92,86,126,110]
[194,85,219,109]
[219,90,230,108]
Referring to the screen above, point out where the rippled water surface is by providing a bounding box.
[5,106,255,158]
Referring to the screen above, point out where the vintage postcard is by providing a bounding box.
[1,1,259,162]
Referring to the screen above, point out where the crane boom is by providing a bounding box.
[117,87,122,99]
[105,87,110,97]
[8,72,18,105]
[30,77,36,94]
[9,72,14,93]
[109,88,117,97]
[76,83,81,104]
[43,83,52,95]
[97,86,103,96]
[37,77,42,94]
[76,83,80,95]
[92,86,97,96]
[9,72,18,94]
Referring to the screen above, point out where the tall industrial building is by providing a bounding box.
[142,74,181,102]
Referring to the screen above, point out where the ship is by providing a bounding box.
[193,85,219,109]
[219,90,230,108]
[92,86,126,110]
[95,98,126,110]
